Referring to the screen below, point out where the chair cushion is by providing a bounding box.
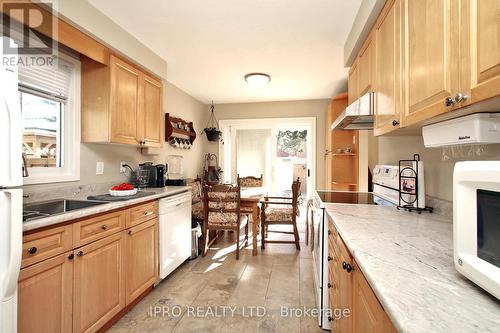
[188,180,202,203]
[264,207,294,222]
[192,201,204,220]
[207,214,248,228]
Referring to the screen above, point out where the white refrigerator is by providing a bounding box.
[0,37,23,333]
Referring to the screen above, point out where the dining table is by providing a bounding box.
[240,186,267,255]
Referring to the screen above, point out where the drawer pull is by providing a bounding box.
[328,230,332,235]
[143,211,154,216]
[68,253,74,260]
[328,316,333,322]
[101,224,108,230]
[77,251,84,257]
[128,230,133,235]
[346,263,353,273]
[27,247,38,254]
[327,256,333,262]
[342,261,347,270]
[328,283,332,289]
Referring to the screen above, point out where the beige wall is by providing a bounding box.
[376,136,500,201]
[208,99,330,189]
[25,82,208,191]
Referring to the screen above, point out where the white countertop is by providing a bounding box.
[23,186,190,232]
[325,203,500,333]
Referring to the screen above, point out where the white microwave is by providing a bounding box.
[454,161,500,299]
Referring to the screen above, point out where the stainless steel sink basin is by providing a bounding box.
[23,199,107,222]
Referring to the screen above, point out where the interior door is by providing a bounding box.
[109,55,140,145]
[403,0,460,126]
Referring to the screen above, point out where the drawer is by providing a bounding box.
[22,225,73,268]
[336,233,351,262]
[73,210,126,247]
[127,201,158,228]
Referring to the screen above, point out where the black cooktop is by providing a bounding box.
[316,191,393,206]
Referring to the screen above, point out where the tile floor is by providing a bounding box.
[109,221,325,333]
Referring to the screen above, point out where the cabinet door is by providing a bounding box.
[468,0,500,104]
[402,0,460,127]
[357,36,375,96]
[139,74,163,147]
[73,232,125,333]
[348,61,359,105]
[125,219,158,305]
[109,55,141,145]
[18,252,73,333]
[353,261,397,333]
[374,0,402,136]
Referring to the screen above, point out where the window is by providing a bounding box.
[20,52,81,185]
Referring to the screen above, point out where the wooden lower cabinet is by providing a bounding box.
[18,204,160,333]
[18,252,73,333]
[73,232,125,333]
[125,218,158,305]
[328,216,396,333]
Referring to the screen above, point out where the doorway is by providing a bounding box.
[219,117,316,198]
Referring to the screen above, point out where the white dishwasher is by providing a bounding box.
[158,191,192,279]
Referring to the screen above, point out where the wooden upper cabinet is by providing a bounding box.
[82,55,163,147]
[73,232,125,333]
[109,55,141,145]
[467,0,500,104]
[140,74,163,147]
[357,36,375,96]
[348,61,359,104]
[353,261,397,333]
[374,0,402,136]
[18,252,73,333]
[402,0,460,127]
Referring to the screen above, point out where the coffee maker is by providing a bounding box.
[138,162,166,187]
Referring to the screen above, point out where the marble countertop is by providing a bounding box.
[23,186,191,232]
[325,203,500,333]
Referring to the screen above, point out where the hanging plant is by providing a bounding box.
[201,101,223,142]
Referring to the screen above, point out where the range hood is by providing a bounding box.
[423,113,500,147]
[332,92,374,130]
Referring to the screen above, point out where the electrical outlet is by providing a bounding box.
[120,162,127,174]
[96,162,104,175]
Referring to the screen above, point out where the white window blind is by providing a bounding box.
[18,57,74,101]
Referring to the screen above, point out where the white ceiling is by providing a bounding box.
[88,0,362,104]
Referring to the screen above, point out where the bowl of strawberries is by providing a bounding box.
[109,183,138,197]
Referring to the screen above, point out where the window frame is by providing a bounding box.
[22,52,81,185]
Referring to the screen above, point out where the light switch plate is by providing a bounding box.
[96,162,104,175]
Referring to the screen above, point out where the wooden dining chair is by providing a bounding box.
[238,174,264,187]
[202,184,249,260]
[260,177,301,250]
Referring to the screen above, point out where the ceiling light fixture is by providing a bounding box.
[244,73,271,86]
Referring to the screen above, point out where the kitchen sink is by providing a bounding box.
[23,199,107,222]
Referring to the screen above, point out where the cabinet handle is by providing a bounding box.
[454,93,468,104]
[346,263,353,273]
[342,261,347,270]
[328,283,332,289]
[101,225,108,230]
[328,230,332,235]
[327,256,333,262]
[128,230,133,235]
[27,247,37,254]
[143,211,154,216]
[392,119,399,126]
[68,253,74,260]
[76,251,84,257]
[328,316,333,322]
[444,96,455,107]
